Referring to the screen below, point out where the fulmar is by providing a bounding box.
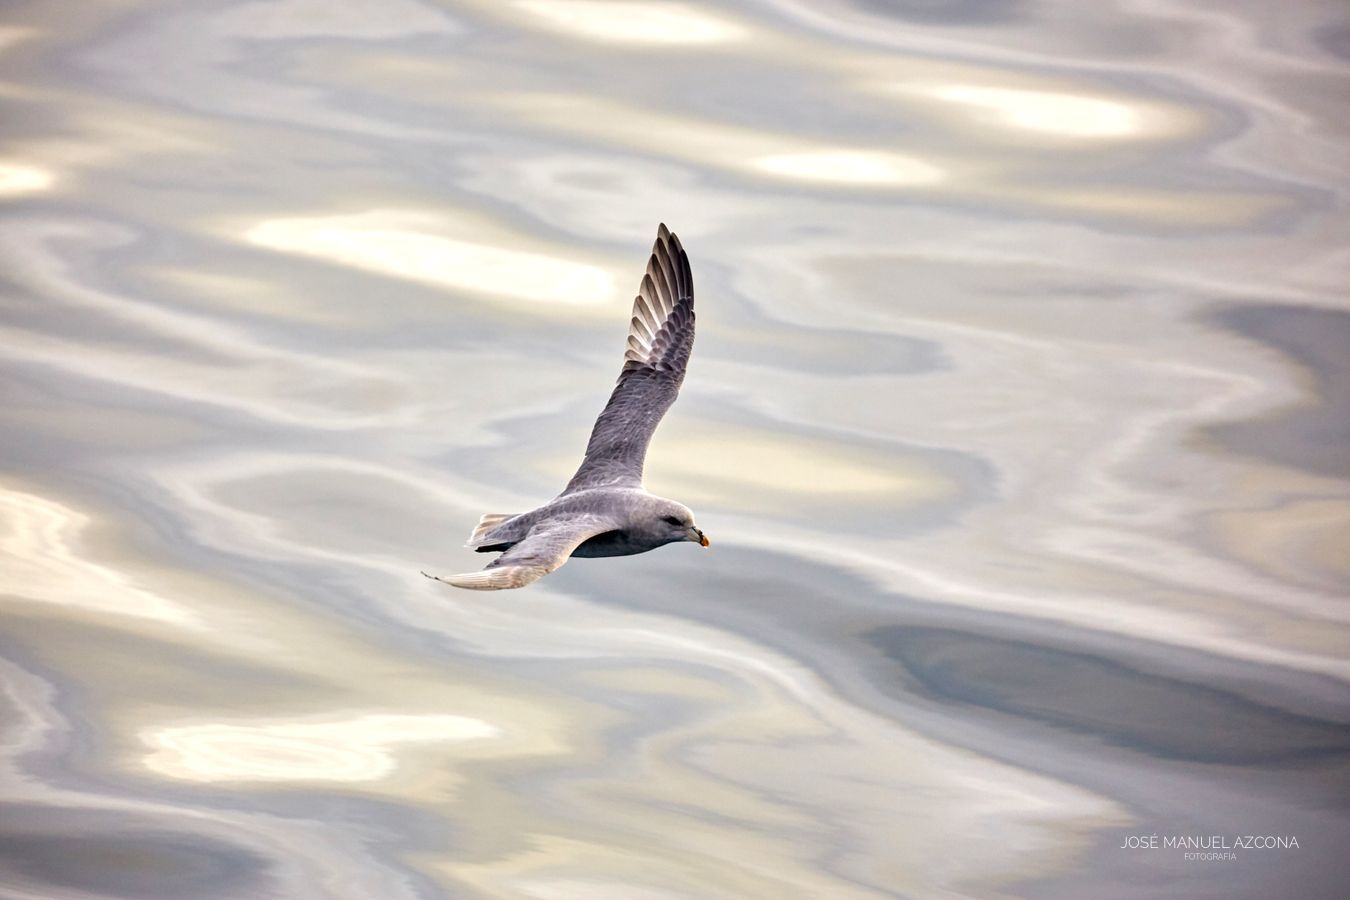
[423,224,707,590]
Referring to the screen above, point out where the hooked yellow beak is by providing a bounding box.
[688,526,709,548]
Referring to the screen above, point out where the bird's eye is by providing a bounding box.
[662,515,683,526]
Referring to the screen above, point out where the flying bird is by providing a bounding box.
[423,224,708,590]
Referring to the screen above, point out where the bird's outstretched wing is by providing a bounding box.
[422,514,614,591]
[564,223,695,492]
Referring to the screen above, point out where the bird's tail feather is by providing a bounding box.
[422,565,546,591]
[465,512,516,548]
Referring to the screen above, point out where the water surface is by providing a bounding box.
[2,1,1348,897]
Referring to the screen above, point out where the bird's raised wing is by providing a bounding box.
[564,224,695,492]
[422,514,614,591]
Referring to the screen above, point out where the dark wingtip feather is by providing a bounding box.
[626,225,695,369]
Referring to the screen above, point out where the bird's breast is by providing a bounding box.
[570,529,661,558]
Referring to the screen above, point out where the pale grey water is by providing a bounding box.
[1,1,1348,898]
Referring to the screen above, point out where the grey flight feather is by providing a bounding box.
[424,224,707,591]
[564,223,695,492]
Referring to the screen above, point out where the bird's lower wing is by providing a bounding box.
[423,514,615,591]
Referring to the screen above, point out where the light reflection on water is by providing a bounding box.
[245,211,620,307]
[1,0,1347,897]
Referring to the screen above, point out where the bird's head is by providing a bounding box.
[655,502,709,548]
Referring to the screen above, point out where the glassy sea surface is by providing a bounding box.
[1,1,1348,897]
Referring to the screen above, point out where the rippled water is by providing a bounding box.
[2,1,1348,897]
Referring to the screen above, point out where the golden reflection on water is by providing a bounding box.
[0,485,199,629]
[142,713,498,783]
[890,81,1200,143]
[0,160,52,195]
[498,93,949,189]
[922,83,1145,138]
[245,211,618,307]
[748,150,944,186]
[511,0,748,45]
